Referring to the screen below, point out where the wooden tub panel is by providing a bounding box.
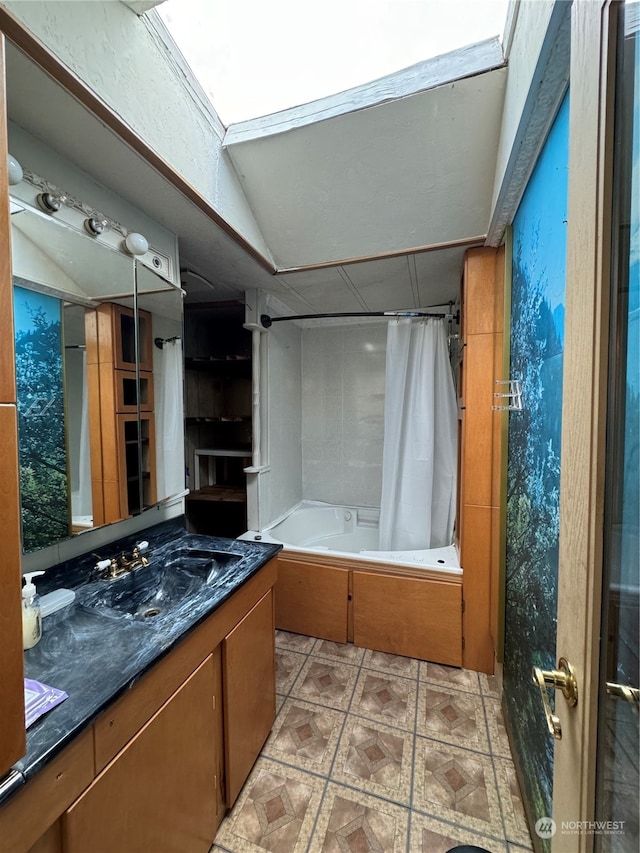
[352,570,463,666]
[275,555,349,643]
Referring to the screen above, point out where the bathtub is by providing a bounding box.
[239,500,461,575]
[239,501,463,666]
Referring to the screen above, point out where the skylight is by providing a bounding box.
[156,0,510,126]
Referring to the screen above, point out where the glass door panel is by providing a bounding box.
[595,3,639,850]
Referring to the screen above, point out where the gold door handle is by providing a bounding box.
[606,682,639,707]
[532,657,578,740]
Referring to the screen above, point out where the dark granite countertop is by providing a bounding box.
[1,518,280,806]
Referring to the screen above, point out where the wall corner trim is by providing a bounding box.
[486,0,571,247]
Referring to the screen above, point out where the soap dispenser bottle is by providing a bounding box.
[22,571,45,650]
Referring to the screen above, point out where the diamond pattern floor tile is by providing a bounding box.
[362,648,420,679]
[309,782,410,853]
[276,649,308,695]
[290,658,359,711]
[263,697,345,775]
[484,697,513,759]
[332,717,414,805]
[494,757,534,848]
[212,638,534,853]
[409,812,508,853]
[275,630,317,654]
[419,661,481,694]
[314,639,367,666]
[413,736,504,838]
[416,683,490,753]
[214,758,324,853]
[351,669,418,733]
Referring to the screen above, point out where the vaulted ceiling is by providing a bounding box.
[4,33,507,314]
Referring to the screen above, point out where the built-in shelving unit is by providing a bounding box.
[86,303,157,524]
[184,303,252,537]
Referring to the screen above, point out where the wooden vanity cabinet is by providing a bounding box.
[275,552,463,666]
[223,589,275,806]
[0,557,278,853]
[0,730,94,853]
[63,656,218,853]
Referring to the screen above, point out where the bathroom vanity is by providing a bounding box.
[0,521,280,853]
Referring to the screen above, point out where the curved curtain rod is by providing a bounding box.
[260,309,460,328]
[154,335,182,349]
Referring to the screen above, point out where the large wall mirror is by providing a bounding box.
[11,198,183,553]
[4,33,185,554]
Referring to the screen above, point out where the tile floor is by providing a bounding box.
[212,631,534,853]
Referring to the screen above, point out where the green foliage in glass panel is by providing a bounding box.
[14,284,70,551]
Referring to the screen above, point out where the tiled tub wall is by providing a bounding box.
[302,323,387,507]
[261,319,304,526]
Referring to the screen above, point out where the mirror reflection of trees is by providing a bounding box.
[13,284,69,551]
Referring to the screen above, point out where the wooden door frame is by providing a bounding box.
[553,1,618,848]
[0,32,26,778]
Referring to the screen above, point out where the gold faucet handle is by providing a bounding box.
[133,541,149,558]
[94,557,119,578]
[132,541,150,567]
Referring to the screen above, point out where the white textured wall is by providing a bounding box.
[260,321,303,526]
[302,323,386,507]
[491,0,556,214]
[3,0,271,258]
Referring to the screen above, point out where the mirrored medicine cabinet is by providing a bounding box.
[10,198,184,554]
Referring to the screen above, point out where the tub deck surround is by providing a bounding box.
[1,518,280,806]
[244,502,464,667]
[241,500,463,574]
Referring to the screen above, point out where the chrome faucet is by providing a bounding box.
[95,541,150,579]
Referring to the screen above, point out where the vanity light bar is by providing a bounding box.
[11,164,174,285]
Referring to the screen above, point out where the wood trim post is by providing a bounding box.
[0,33,26,777]
[552,1,616,845]
[460,246,505,674]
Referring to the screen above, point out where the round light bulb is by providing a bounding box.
[124,232,149,256]
[8,154,23,186]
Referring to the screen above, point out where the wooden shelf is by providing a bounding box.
[187,486,247,503]
[184,357,251,376]
[185,417,250,425]
[185,356,250,363]
[184,304,251,535]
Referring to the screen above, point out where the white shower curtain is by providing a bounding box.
[157,340,184,499]
[76,350,92,518]
[379,318,458,550]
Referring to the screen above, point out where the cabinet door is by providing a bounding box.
[275,556,349,642]
[223,590,275,807]
[64,656,218,853]
[116,413,157,516]
[352,570,463,666]
[111,304,153,372]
